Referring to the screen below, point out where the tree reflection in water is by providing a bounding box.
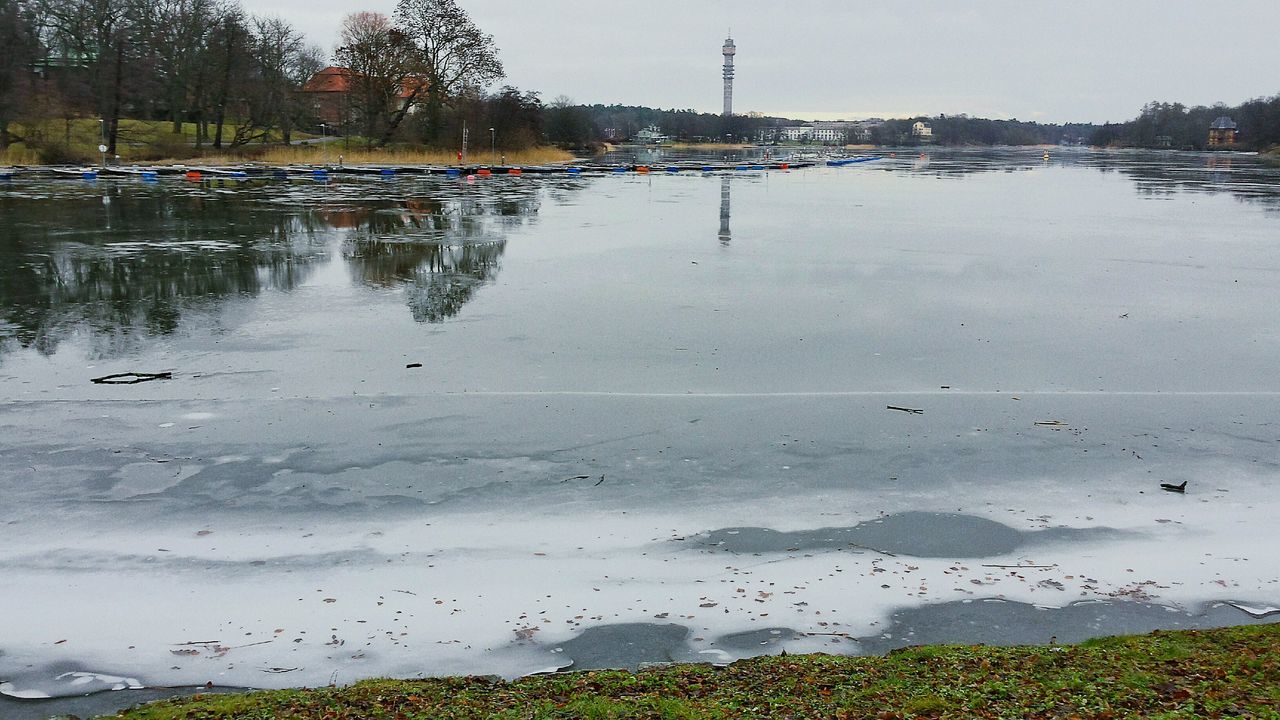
[340,184,543,323]
[0,178,558,358]
[0,186,326,358]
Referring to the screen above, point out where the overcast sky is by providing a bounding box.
[255,0,1280,124]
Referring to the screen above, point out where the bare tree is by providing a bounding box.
[207,6,250,149]
[226,15,304,146]
[392,0,502,144]
[334,11,419,147]
[38,0,135,153]
[131,0,217,133]
[0,0,40,149]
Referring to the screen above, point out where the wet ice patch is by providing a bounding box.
[549,623,693,671]
[857,598,1280,653]
[102,462,203,500]
[715,627,804,652]
[693,512,1124,559]
[0,670,142,699]
[1229,602,1280,619]
[694,512,1019,558]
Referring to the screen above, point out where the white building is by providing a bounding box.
[633,125,668,144]
[811,122,849,143]
[912,121,933,137]
[780,122,852,144]
[781,126,812,142]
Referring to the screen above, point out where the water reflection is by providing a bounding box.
[347,239,505,323]
[1083,152,1280,211]
[3,153,1279,363]
[718,176,732,245]
[336,189,543,322]
[0,188,324,358]
[0,178,558,358]
[886,148,1280,212]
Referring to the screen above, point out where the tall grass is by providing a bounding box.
[6,118,581,166]
[0,145,44,165]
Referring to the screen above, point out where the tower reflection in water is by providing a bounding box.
[718,176,731,245]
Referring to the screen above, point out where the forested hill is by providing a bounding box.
[1091,95,1280,150]
[544,104,1098,147]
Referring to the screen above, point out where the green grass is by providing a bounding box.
[107,624,1280,719]
[4,118,316,163]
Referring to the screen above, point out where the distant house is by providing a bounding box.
[299,67,427,130]
[300,67,356,127]
[1208,116,1238,148]
[912,121,933,138]
[633,125,668,144]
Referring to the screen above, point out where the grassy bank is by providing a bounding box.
[110,624,1279,719]
[2,119,313,164]
[0,118,573,166]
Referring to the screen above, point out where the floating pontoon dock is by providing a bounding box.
[1,157,886,182]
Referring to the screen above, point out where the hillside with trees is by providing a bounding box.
[1091,96,1280,151]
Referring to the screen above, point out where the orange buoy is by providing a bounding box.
[477,168,492,176]
[636,165,650,173]
[779,162,789,170]
[508,168,522,175]
[184,170,202,181]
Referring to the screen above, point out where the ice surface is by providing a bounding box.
[2,150,1280,702]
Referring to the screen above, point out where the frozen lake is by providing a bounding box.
[3,149,1279,716]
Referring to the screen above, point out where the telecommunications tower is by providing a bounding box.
[722,34,735,117]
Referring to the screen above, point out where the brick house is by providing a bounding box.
[1208,116,1238,148]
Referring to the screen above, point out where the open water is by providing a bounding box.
[2,148,1280,717]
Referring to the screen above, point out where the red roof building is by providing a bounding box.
[300,67,356,127]
[299,67,429,130]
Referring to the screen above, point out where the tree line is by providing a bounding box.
[0,0,326,156]
[866,116,1097,147]
[2,0,1275,161]
[1090,96,1280,151]
[0,0,523,159]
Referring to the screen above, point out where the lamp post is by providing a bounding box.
[490,127,495,164]
[319,123,327,164]
[98,119,106,167]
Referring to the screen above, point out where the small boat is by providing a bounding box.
[50,166,99,180]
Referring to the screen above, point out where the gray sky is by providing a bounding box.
[254,0,1280,124]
